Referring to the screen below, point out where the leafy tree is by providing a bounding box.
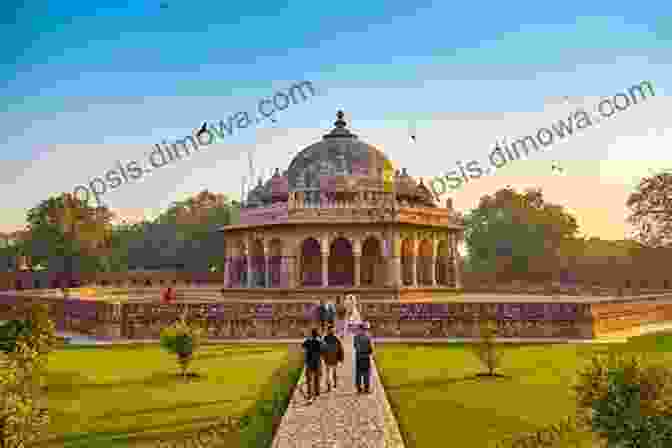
[159,310,205,380]
[105,220,150,272]
[573,353,672,447]
[471,319,504,377]
[627,171,672,247]
[23,194,115,282]
[0,303,58,448]
[464,187,579,278]
[151,190,239,271]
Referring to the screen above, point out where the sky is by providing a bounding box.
[1,1,671,241]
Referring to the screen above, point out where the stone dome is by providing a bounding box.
[244,111,436,207]
[285,111,394,191]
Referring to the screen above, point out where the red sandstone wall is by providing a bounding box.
[0,271,224,291]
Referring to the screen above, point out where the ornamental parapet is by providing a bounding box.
[233,201,463,228]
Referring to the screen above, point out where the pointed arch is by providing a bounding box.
[300,238,321,286]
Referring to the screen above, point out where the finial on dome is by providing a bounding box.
[274,168,280,177]
[335,110,346,128]
[324,110,356,139]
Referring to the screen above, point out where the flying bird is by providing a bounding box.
[551,162,564,174]
[409,119,416,143]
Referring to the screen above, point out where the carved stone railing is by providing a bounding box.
[239,202,290,225]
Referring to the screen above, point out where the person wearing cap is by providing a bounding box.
[353,321,373,394]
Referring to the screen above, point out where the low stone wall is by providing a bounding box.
[2,291,672,341]
[0,271,223,291]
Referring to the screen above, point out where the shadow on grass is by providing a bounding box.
[38,413,243,448]
[384,373,514,392]
[88,396,260,421]
[195,349,276,361]
[45,370,213,393]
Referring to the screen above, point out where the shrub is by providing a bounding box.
[1,303,57,448]
[573,353,672,447]
[0,320,31,355]
[471,319,504,376]
[159,311,205,380]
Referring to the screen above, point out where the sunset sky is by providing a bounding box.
[2,2,671,241]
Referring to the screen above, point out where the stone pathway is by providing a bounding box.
[271,330,406,448]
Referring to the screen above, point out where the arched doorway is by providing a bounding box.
[268,239,283,287]
[250,240,265,287]
[300,238,321,286]
[361,237,382,286]
[329,238,354,286]
[401,239,414,285]
[418,239,433,285]
[436,239,450,285]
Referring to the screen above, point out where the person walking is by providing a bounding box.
[326,299,336,328]
[302,328,324,403]
[353,322,374,394]
[322,324,344,392]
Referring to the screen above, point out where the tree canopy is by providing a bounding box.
[8,190,239,274]
[463,187,579,277]
[627,171,672,247]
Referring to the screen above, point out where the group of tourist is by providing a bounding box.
[301,297,374,404]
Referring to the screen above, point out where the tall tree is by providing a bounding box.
[24,194,114,283]
[152,190,239,271]
[464,187,579,278]
[626,171,672,247]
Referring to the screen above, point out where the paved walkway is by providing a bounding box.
[271,329,406,448]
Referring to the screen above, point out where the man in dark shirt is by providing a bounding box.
[302,328,324,403]
[353,322,374,394]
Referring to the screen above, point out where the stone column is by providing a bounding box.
[246,239,254,288]
[452,233,462,289]
[263,244,271,288]
[411,240,418,287]
[430,240,437,286]
[322,252,329,287]
[389,232,402,287]
[284,245,297,289]
[223,253,230,288]
[353,239,361,287]
[321,237,329,287]
[279,255,287,288]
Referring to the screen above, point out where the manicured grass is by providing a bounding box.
[36,342,303,448]
[375,332,672,448]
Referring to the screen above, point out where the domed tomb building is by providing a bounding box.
[219,111,463,302]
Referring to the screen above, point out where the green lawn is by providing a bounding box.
[375,332,672,448]
[36,342,303,448]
